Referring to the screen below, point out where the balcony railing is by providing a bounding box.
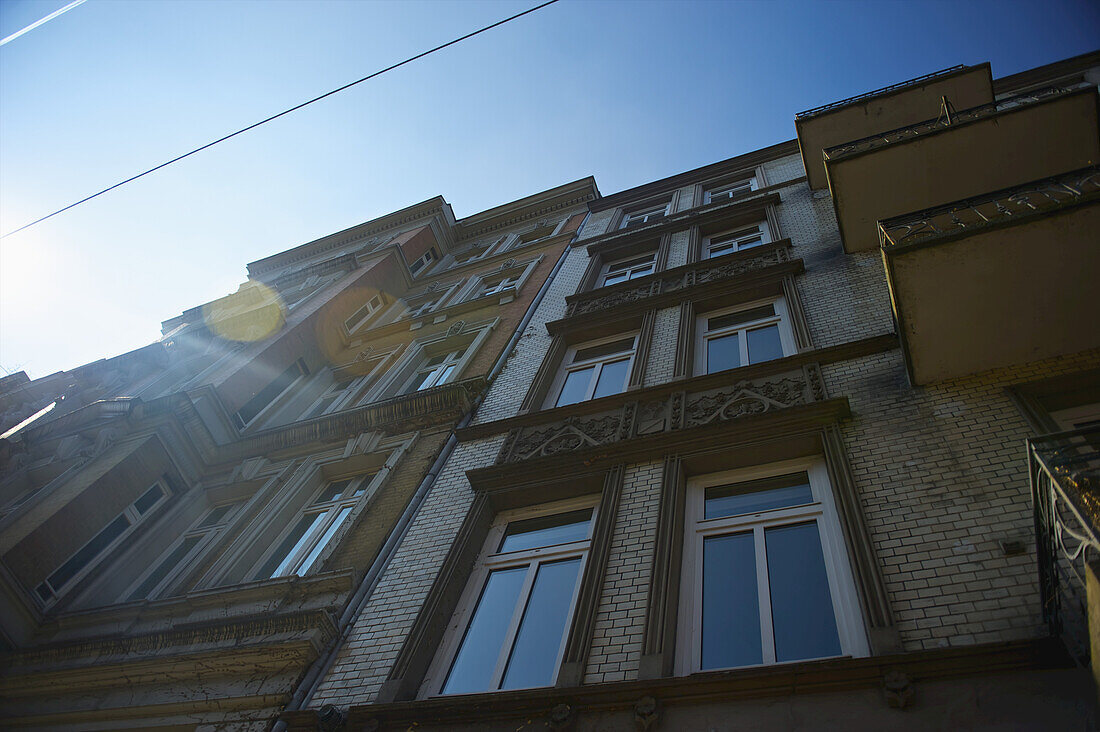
[879,165,1100,250]
[795,65,966,120]
[1030,425,1100,665]
[823,86,1084,162]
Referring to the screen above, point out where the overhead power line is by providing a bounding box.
[1,0,561,240]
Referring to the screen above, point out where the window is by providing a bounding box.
[124,500,243,601]
[429,500,595,695]
[299,378,356,420]
[251,476,372,580]
[409,249,437,275]
[702,222,771,259]
[548,335,636,408]
[478,274,520,298]
[233,358,309,429]
[695,298,795,375]
[620,203,669,229]
[344,294,384,333]
[677,461,867,674]
[599,252,656,287]
[36,481,170,605]
[704,177,758,204]
[400,348,466,394]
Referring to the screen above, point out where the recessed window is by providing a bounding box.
[478,274,521,298]
[678,462,867,674]
[549,335,636,408]
[233,359,309,429]
[704,177,758,204]
[620,203,670,229]
[702,222,771,259]
[432,502,595,695]
[299,378,355,420]
[401,349,467,394]
[36,481,171,605]
[344,294,384,333]
[695,298,795,375]
[410,249,437,275]
[599,253,656,287]
[251,476,372,580]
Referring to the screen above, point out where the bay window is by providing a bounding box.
[695,297,795,375]
[547,335,636,408]
[677,460,867,673]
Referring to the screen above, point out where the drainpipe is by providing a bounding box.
[273,216,585,730]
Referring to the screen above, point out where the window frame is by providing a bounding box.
[675,459,868,675]
[701,221,772,260]
[694,296,796,376]
[544,332,638,409]
[619,202,671,230]
[398,348,468,395]
[409,248,438,275]
[421,495,598,697]
[703,176,758,205]
[344,294,385,334]
[598,251,657,288]
[232,358,310,430]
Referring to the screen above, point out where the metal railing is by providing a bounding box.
[795,65,966,120]
[823,85,1084,161]
[878,165,1100,249]
[1031,425,1100,665]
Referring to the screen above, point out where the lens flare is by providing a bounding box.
[203,281,286,342]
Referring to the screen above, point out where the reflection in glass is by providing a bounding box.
[705,473,813,519]
[298,506,353,574]
[500,558,581,689]
[702,532,761,669]
[442,567,527,695]
[747,324,783,364]
[555,367,594,406]
[706,332,740,373]
[499,509,592,553]
[593,358,630,399]
[766,522,841,662]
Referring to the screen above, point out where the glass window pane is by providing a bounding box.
[707,304,775,331]
[315,480,351,505]
[199,503,233,527]
[705,472,813,519]
[134,484,164,514]
[555,366,594,407]
[48,515,132,591]
[442,566,528,695]
[592,358,630,399]
[499,509,592,553]
[706,333,740,374]
[765,522,842,662]
[628,264,654,279]
[746,324,783,364]
[257,512,325,579]
[573,338,635,363]
[501,558,582,689]
[702,532,762,670]
[297,506,353,575]
[402,370,433,395]
[739,235,765,249]
[602,272,627,286]
[127,535,202,601]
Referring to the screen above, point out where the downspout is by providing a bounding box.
[273,215,586,729]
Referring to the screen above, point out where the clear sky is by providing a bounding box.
[1,0,1097,379]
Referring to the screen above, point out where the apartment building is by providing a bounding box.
[1,49,1098,731]
[281,52,1100,729]
[0,179,597,728]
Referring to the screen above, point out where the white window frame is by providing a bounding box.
[598,251,656,287]
[545,333,637,408]
[421,495,598,697]
[409,248,437,275]
[35,480,171,606]
[120,499,244,602]
[233,358,310,430]
[344,294,385,334]
[248,474,376,580]
[704,176,758,204]
[701,221,772,260]
[676,459,868,675]
[694,296,796,376]
[399,348,467,395]
[478,274,521,298]
[620,202,670,229]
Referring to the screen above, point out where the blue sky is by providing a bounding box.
[1,0,1097,379]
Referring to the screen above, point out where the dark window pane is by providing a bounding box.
[315,479,351,505]
[602,272,627,286]
[627,265,654,279]
[607,255,655,273]
[402,370,433,395]
[702,532,761,669]
[254,513,322,580]
[127,535,202,601]
[739,235,765,249]
[747,324,783,364]
[199,504,233,527]
[555,366,594,407]
[766,522,842,662]
[298,505,353,574]
[499,509,592,553]
[48,514,132,591]
[236,361,305,426]
[501,558,582,689]
[592,358,630,399]
[707,304,775,331]
[134,484,164,514]
[706,333,740,374]
[442,566,527,695]
[705,473,813,519]
[573,338,634,363]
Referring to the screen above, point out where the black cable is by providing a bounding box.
[1,0,561,240]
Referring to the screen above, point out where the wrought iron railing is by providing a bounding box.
[823,85,1086,161]
[878,165,1100,249]
[1031,425,1100,665]
[795,65,966,120]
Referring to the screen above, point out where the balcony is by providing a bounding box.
[796,64,993,190]
[825,85,1100,253]
[1030,426,1100,666]
[880,166,1099,384]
